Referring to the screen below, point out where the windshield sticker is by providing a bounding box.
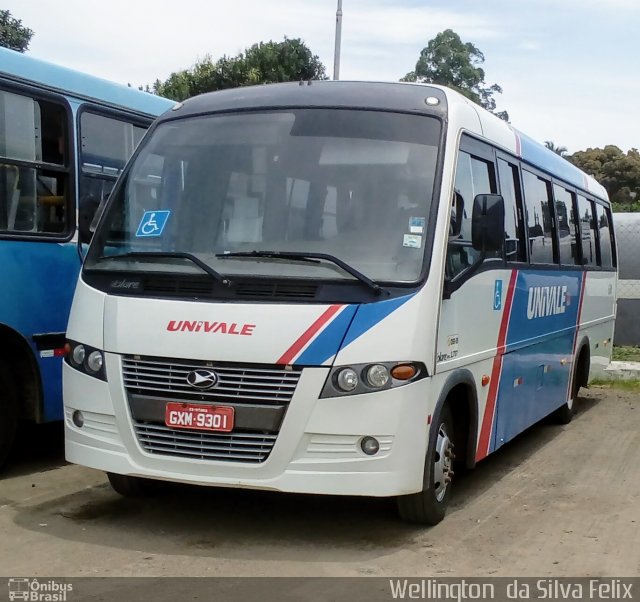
[136,210,171,237]
[403,234,422,249]
[409,216,425,234]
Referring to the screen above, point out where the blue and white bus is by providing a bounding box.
[0,47,173,466]
[63,81,616,524]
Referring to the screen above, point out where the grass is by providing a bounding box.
[589,379,640,392]
[612,346,640,362]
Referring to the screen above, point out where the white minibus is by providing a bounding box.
[63,82,616,524]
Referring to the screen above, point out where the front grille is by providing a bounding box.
[234,282,319,299]
[134,423,276,462]
[142,274,213,298]
[122,356,302,404]
[122,355,303,463]
[139,275,319,301]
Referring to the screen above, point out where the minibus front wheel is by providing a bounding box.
[396,404,455,525]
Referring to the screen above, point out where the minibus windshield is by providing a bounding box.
[86,109,441,283]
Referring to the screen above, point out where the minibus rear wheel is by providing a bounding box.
[396,404,455,525]
[553,348,587,425]
[107,472,154,497]
[0,363,18,469]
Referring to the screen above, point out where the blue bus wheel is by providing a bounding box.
[0,364,18,468]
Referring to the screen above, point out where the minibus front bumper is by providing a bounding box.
[63,353,433,497]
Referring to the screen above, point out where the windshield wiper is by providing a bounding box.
[97,251,232,286]
[216,250,386,296]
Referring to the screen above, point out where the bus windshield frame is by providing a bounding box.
[85,108,443,288]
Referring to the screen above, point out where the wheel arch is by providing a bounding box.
[425,369,479,488]
[575,336,591,388]
[0,323,43,422]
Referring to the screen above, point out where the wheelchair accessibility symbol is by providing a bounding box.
[136,210,171,237]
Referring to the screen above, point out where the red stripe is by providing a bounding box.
[476,270,518,462]
[276,305,342,365]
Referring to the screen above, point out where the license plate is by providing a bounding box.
[165,402,234,432]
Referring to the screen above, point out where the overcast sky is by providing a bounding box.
[7,0,639,153]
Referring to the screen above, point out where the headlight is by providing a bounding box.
[366,364,389,388]
[321,361,426,398]
[336,368,359,392]
[71,344,86,366]
[64,340,107,381]
[86,350,104,373]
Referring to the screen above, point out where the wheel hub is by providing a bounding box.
[433,423,454,502]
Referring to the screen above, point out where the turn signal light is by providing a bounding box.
[390,364,417,381]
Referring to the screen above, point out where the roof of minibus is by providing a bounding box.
[165,80,607,201]
[0,46,174,117]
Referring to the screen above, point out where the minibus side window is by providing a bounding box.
[522,170,557,264]
[497,159,526,262]
[553,184,580,266]
[446,150,499,279]
[577,195,597,266]
[595,202,613,268]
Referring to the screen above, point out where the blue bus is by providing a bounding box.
[0,47,174,466]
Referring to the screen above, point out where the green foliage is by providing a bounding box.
[153,37,327,101]
[567,146,640,212]
[590,379,640,392]
[401,29,508,121]
[612,346,640,362]
[0,9,33,53]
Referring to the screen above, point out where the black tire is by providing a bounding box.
[107,472,154,497]
[0,363,19,469]
[553,355,583,425]
[397,404,455,525]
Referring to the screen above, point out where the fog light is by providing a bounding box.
[360,436,380,456]
[366,364,389,388]
[72,410,84,428]
[71,344,86,366]
[86,350,103,373]
[336,368,358,392]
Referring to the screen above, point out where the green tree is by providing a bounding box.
[153,37,327,101]
[568,146,640,212]
[0,10,33,53]
[545,141,568,157]
[401,29,508,121]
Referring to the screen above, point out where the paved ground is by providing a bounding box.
[1,385,638,579]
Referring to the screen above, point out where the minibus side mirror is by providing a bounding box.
[472,194,505,253]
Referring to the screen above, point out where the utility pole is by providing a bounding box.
[333,0,343,80]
